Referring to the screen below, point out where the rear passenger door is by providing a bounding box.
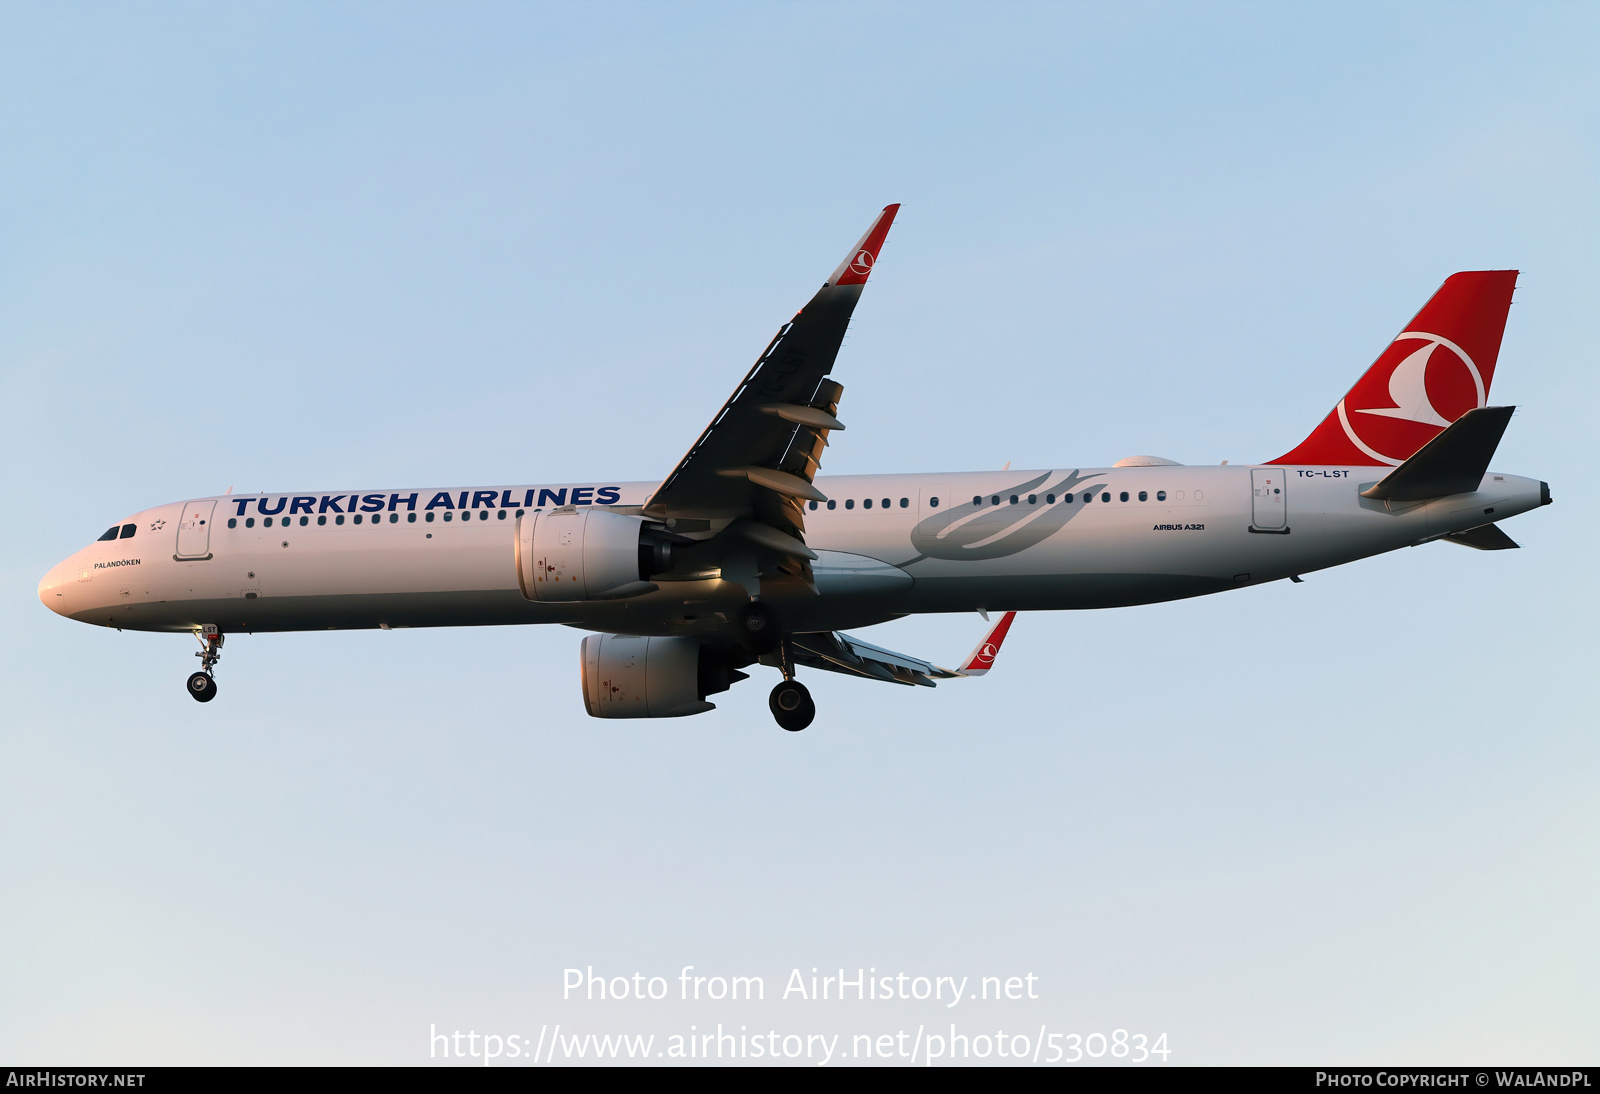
[1251,468,1287,531]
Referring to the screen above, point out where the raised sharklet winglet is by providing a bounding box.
[715,466,828,503]
[827,204,900,287]
[955,611,1017,677]
[760,403,845,431]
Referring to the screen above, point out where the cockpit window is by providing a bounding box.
[97,526,120,541]
[119,523,137,539]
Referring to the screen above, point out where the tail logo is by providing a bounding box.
[1337,331,1486,465]
[976,642,998,664]
[848,249,875,276]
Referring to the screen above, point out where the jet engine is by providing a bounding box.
[580,634,749,719]
[516,509,675,602]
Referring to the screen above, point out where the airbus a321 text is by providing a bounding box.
[39,206,1550,730]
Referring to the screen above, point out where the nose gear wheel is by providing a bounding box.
[187,671,218,702]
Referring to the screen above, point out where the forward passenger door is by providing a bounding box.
[175,500,216,559]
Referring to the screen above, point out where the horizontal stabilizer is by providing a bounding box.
[1359,406,1515,502]
[1444,523,1520,551]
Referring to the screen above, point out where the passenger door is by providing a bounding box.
[175,500,216,559]
[1251,468,1287,531]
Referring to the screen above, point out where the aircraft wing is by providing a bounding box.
[642,205,900,569]
[791,612,1018,688]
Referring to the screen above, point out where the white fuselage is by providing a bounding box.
[39,464,1546,638]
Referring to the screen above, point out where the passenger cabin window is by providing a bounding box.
[973,495,982,506]
[317,515,327,525]
[991,495,1000,505]
[425,512,435,522]
[929,497,939,507]
[809,501,818,510]
[1046,494,1055,503]
[1138,491,1148,502]
[1065,494,1074,503]
[845,499,854,510]
[334,515,344,525]
[863,498,872,509]
[1009,495,1018,505]
[1120,491,1129,502]
[1101,492,1111,503]
[899,498,909,508]
[827,500,836,510]
[228,518,237,529]
[353,514,362,524]
[246,517,256,527]
[882,498,890,508]
[1157,490,1167,501]
[1028,494,1037,504]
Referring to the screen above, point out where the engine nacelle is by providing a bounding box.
[580,634,749,719]
[516,509,671,602]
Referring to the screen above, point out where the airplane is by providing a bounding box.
[37,205,1551,731]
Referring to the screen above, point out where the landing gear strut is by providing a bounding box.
[188,626,222,703]
[768,636,814,731]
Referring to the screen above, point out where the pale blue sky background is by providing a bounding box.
[1,0,1595,1065]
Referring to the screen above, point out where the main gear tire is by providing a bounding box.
[769,679,815,732]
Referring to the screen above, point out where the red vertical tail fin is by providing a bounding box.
[1274,271,1518,466]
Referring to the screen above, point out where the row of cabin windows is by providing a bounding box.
[808,497,916,511]
[805,490,1171,512]
[97,523,137,541]
[975,490,1168,505]
[227,509,528,530]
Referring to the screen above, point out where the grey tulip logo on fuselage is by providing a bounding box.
[894,470,1106,567]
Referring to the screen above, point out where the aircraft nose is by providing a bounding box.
[39,561,72,617]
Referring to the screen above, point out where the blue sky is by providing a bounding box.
[1,1,1595,1064]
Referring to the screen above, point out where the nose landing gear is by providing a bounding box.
[188,626,222,703]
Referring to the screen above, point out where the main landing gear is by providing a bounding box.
[767,631,815,732]
[187,626,222,703]
[769,679,814,732]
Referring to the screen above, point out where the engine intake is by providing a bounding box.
[516,509,674,602]
[580,635,749,719]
